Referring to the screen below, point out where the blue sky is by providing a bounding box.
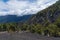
[0,0,58,16]
[2,0,9,2]
[2,0,37,2]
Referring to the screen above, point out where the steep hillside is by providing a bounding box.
[27,0,60,25]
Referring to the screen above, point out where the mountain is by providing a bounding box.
[27,0,60,25]
[0,15,31,23]
[0,0,60,24]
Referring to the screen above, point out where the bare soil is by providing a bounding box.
[0,31,60,40]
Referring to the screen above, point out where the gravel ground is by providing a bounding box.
[0,32,60,40]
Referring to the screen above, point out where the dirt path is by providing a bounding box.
[0,32,60,40]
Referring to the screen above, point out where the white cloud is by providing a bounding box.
[0,0,58,16]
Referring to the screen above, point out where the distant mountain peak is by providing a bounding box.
[0,15,32,23]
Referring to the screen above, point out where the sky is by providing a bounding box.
[0,0,58,16]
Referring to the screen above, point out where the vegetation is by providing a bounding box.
[0,0,60,37]
[0,18,60,37]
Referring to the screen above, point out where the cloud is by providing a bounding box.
[0,0,58,16]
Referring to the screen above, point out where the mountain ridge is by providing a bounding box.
[27,0,60,25]
[0,15,32,23]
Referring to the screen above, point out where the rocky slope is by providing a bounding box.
[27,0,60,25]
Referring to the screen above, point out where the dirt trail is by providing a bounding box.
[0,32,60,40]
